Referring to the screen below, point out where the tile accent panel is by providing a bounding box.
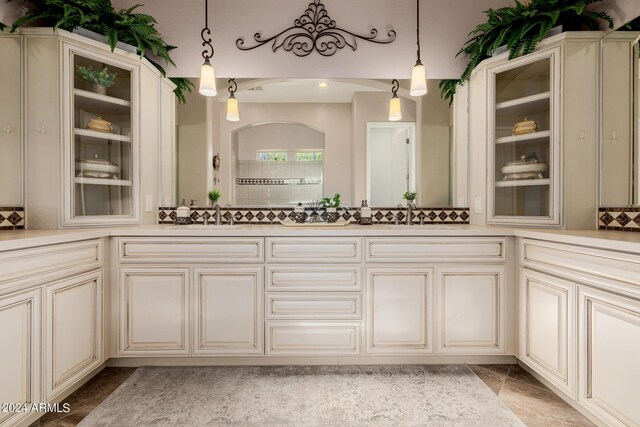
[158,206,470,225]
[0,207,25,230]
[599,207,640,232]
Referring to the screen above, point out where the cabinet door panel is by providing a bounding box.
[437,266,504,353]
[520,269,575,397]
[579,287,640,426]
[194,268,263,355]
[366,269,433,354]
[46,271,102,400]
[120,268,189,355]
[0,289,41,426]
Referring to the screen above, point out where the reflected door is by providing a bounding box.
[367,123,416,206]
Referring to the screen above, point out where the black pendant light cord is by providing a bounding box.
[415,0,422,66]
[201,0,214,62]
[391,79,400,97]
[228,78,238,98]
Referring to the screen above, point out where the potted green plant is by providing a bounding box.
[8,1,194,103]
[403,192,417,205]
[76,65,117,95]
[208,190,222,207]
[439,0,613,104]
[322,193,341,223]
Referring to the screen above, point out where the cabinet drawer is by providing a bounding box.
[266,321,361,355]
[266,238,361,263]
[119,238,263,264]
[365,238,506,263]
[0,240,102,285]
[266,292,362,320]
[521,239,640,289]
[266,266,361,292]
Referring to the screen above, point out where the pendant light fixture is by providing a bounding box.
[389,79,402,122]
[226,79,240,122]
[409,0,427,96]
[199,0,217,97]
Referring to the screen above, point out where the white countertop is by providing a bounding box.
[1,224,640,254]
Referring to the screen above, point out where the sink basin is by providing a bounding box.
[382,224,458,229]
[173,224,241,230]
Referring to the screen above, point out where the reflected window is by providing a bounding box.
[258,151,288,161]
[296,150,324,161]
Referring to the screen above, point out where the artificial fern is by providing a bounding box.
[441,0,613,104]
[169,78,195,104]
[8,0,192,103]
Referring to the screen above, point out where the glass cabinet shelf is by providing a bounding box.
[489,52,558,225]
[68,50,136,223]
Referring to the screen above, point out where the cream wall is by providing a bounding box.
[352,92,417,205]
[217,102,352,205]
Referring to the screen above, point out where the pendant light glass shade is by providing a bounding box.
[410,0,427,97]
[410,62,427,96]
[199,60,217,97]
[226,94,240,121]
[389,96,402,121]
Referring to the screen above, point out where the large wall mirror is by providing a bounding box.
[163,78,468,208]
[0,34,23,207]
[600,17,639,206]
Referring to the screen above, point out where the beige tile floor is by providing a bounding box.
[32,364,594,426]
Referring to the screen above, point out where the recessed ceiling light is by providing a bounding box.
[318,82,329,88]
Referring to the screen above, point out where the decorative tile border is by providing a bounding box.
[599,207,640,232]
[236,178,322,185]
[0,207,25,231]
[159,206,470,225]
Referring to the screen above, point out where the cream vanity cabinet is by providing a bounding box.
[0,289,41,427]
[364,238,509,355]
[17,28,175,228]
[468,32,600,228]
[0,239,104,427]
[519,269,576,397]
[265,238,363,356]
[518,238,640,426]
[115,238,264,357]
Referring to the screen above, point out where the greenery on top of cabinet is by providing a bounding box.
[6,0,192,103]
[440,0,613,104]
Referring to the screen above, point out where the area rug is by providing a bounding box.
[79,365,525,426]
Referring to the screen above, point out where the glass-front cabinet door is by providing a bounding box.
[488,47,560,226]
[64,47,139,226]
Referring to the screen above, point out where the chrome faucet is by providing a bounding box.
[406,202,416,226]
[214,203,222,225]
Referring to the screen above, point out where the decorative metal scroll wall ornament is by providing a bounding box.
[235,0,397,57]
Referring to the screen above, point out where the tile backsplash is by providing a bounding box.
[599,207,640,232]
[0,207,25,230]
[159,206,470,225]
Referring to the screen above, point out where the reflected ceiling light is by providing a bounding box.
[226,79,240,122]
[199,0,217,97]
[409,0,427,96]
[318,82,329,88]
[388,79,402,122]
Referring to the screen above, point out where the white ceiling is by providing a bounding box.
[231,79,384,103]
[4,0,636,79]
[109,0,520,79]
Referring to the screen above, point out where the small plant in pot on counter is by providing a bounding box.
[208,190,222,207]
[403,192,417,205]
[322,193,342,223]
[76,65,117,95]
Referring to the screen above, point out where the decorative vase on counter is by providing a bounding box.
[325,207,340,223]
